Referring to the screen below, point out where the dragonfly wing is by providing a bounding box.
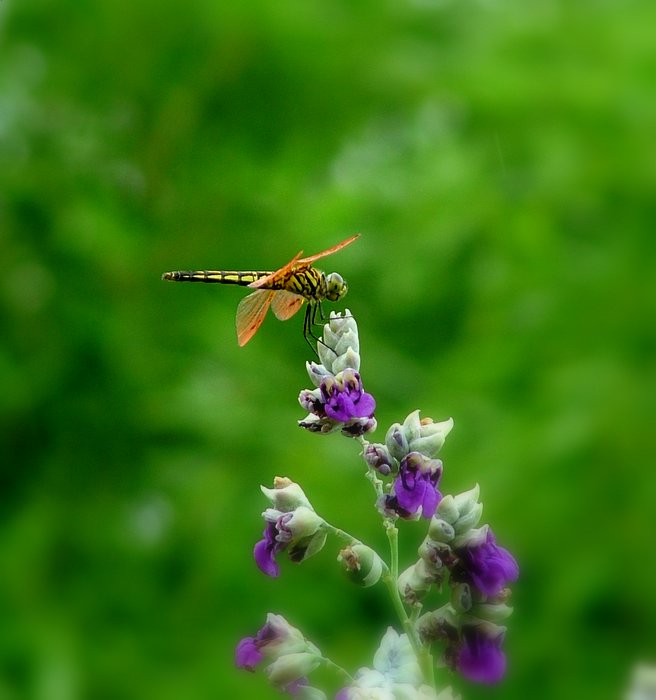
[296,233,360,265]
[249,250,304,289]
[271,290,304,320]
[236,289,274,346]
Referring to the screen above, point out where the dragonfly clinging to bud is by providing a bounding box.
[162,234,360,349]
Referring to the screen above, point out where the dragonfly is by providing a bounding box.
[162,233,360,348]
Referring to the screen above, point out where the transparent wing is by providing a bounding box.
[248,250,304,289]
[236,289,274,346]
[271,290,305,320]
[296,233,360,265]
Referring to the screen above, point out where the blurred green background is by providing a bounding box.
[1,0,655,698]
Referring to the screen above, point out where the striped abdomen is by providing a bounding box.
[161,270,273,286]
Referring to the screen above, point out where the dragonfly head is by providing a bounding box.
[325,272,348,302]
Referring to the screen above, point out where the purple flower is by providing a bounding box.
[321,370,375,423]
[454,528,519,597]
[254,520,284,577]
[363,443,396,476]
[236,614,298,670]
[254,506,326,578]
[383,452,443,519]
[457,625,507,684]
[236,614,322,693]
[235,636,263,671]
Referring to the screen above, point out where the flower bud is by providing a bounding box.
[402,409,422,442]
[298,388,323,414]
[416,606,459,644]
[338,544,384,588]
[332,346,360,375]
[295,686,327,700]
[363,443,397,475]
[317,336,338,372]
[453,502,483,535]
[283,506,324,539]
[451,583,473,613]
[427,517,456,544]
[418,537,451,570]
[341,416,377,438]
[260,478,313,512]
[298,415,341,433]
[469,601,514,623]
[386,422,409,461]
[333,328,360,359]
[408,417,454,458]
[452,524,488,550]
[305,361,332,388]
[265,652,322,688]
[398,560,435,604]
[435,495,459,525]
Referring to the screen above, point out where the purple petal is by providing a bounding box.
[458,627,506,684]
[420,482,441,519]
[254,524,281,577]
[235,636,263,670]
[354,391,376,417]
[393,472,441,519]
[325,393,357,422]
[459,530,519,596]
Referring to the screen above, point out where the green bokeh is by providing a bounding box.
[1,0,654,698]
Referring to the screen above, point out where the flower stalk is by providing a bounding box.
[236,309,518,699]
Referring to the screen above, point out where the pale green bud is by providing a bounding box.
[397,562,433,604]
[257,614,312,659]
[416,605,459,644]
[305,361,332,388]
[402,409,422,442]
[469,601,514,623]
[265,651,322,688]
[333,327,360,358]
[450,583,472,613]
[295,686,327,700]
[338,544,384,588]
[386,423,409,461]
[453,484,480,515]
[427,518,456,543]
[435,495,459,525]
[452,524,488,550]
[279,506,324,539]
[331,346,360,374]
[408,417,454,458]
[260,477,313,512]
[317,338,337,372]
[453,503,483,535]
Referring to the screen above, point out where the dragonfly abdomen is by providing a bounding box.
[162,270,272,285]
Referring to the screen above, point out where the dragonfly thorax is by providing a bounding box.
[325,272,348,302]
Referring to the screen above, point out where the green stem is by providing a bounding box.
[383,522,436,689]
[322,657,354,684]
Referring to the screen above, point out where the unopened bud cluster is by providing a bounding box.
[298,311,376,437]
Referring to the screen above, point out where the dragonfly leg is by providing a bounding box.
[303,304,334,357]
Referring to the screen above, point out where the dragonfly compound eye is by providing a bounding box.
[325,272,348,302]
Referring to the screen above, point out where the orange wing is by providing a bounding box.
[248,234,360,290]
[248,250,304,290]
[296,233,360,265]
[236,289,275,346]
[271,290,305,320]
